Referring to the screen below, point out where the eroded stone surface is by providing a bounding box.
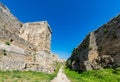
[0,43,60,73]
[67,15,120,71]
[19,22,52,52]
[0,2,62,74]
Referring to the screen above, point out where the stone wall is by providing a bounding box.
[0,3,22,34]
[0,2,52,52]
[69,34,90,71]
[88,32,99,62]
[19,21,52,52]
[94,15,120,68]
[67,14,120,71]
[0,2,61,74]
[0,50,56,74]
[0,27,36,51]
[0,43,59,73]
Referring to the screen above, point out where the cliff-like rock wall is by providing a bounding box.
[67,15,120,71]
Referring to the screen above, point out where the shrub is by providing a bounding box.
[3,25,5,28]
[3,49,7,56]
[52,55,56,57]
[89,47,93,50]
[112,30,115,33]
[104,29,108,33]
[20,23,23,27]
[66,58,72,68]
[5,42,10,45]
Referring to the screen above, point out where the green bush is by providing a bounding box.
[3,25,5,28]
[5,42,10,45]
[66,58,72,68]
[89,47,93,50]
[104,29,108,33]
[3,49,7,56]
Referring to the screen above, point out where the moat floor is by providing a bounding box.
[51,67,71,82]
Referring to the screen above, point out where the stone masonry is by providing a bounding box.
[67,14,120,71]
[19,21,52,52]
[0,2,61,74]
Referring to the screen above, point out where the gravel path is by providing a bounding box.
[51,67,71,82]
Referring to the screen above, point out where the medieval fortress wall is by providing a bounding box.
[0,3,22,33]
[19,21,52,52]
[68,15,120,71]
[0,2,60,73]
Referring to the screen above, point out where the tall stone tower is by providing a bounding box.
[19,21,52,52]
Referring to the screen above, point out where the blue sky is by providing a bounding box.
[1,0,120,59]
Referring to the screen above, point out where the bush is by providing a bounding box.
[104,29,108,33]
[89,47,93,50]
[66,58,72,68]
[20,23,23,27]
[5,42,10,45]
[3,25,5,28]
[3,49,7,56]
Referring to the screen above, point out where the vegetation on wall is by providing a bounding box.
[3,49,7,56]
[104,29,108,33]
[5,42,10,45]
[89,47,93,50]
[66,58,72,68]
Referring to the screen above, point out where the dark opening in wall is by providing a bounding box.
[29,46,32,49]
[10,39,13,42]
[20,23,23,27]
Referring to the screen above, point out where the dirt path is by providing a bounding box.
[51,67,71,82]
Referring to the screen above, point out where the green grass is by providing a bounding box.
[0,70,56,82]
[0,62,62,82]
[64,67,120,82]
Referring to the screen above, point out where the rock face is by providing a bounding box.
[67,15,120,71]
[0,2,60,74]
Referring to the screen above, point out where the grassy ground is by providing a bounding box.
[0,70,56,82]
[0,62,63,82]
[64,67,120,82]
[0,64,62,82]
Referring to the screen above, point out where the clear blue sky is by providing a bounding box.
[1,0,120,59]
